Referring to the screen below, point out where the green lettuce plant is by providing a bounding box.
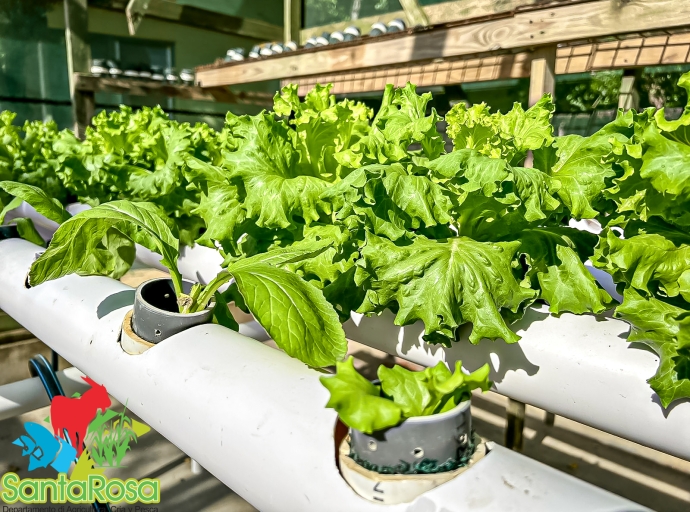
[3,74,690,406]
[588,72,690,407]
[186,83,614,348]
[320,357,491,434]
[25,198,347,368]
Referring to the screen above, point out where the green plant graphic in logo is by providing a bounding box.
[85,403,150,468]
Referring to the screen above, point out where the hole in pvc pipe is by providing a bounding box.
[412,447,424,459]
[24,274,32,289]
[154,329,162,337]
[367,440,377,451]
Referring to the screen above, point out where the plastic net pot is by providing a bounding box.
[340,433,486,505]
[132,278,214,344]
[349,400,472,474]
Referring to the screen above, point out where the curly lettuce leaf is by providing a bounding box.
[323,163,453,240]
[593,230,690,302]
[221,112,333,229]
[616,287,690,407]
[274,83,372,179]
[379,361,491,417]
[510,226,613,315]
[336,83,444,168]
[356,233,536,345]
[429,150,561,227]
[320,357,403,434]
[446,96,554,165]
[320,358,491,433]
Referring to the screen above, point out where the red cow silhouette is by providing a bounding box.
[51,376,111,456]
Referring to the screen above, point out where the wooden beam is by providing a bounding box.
[197,0,690,88]
[95,0,283,41]
[64,0,93,138]
[284,0,302,43]
[529,46,556,106]
[300,0,545,42]
[399,0,429,27]
[287,34,690,95]
[73,73,274,107]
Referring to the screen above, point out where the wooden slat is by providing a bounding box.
[74,74,274,106]
[198,0,690,88]
[285,33,690,95]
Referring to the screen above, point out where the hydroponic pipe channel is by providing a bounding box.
[0,238,647,512]
[158,242,690,463]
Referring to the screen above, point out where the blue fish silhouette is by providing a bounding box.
[13,422,76,473]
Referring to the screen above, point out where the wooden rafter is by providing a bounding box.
[196,0,690,88]
[93,0,282,41]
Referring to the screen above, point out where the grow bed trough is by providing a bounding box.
[0,238,649,512]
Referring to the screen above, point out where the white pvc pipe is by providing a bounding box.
[169,246,690,463]
[0,367,89,421]
[0,238,646,512]
[343,307,690,462]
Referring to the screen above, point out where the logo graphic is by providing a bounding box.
[3,375,159,505]
[51,376,111,457]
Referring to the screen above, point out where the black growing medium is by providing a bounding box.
[349,433,478,475]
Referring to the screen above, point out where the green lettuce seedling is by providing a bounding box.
[14,194,346,368]
[320,357,491,434]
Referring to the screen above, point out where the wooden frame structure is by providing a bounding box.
[196,0,690,91]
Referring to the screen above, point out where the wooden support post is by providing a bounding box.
[399,0,429,27]
[64,0,92,138]
[284,0,302,44]
[529,45,556,106]
[505,399,526,452]
[545,411,556,426]
[618,71,640,111]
